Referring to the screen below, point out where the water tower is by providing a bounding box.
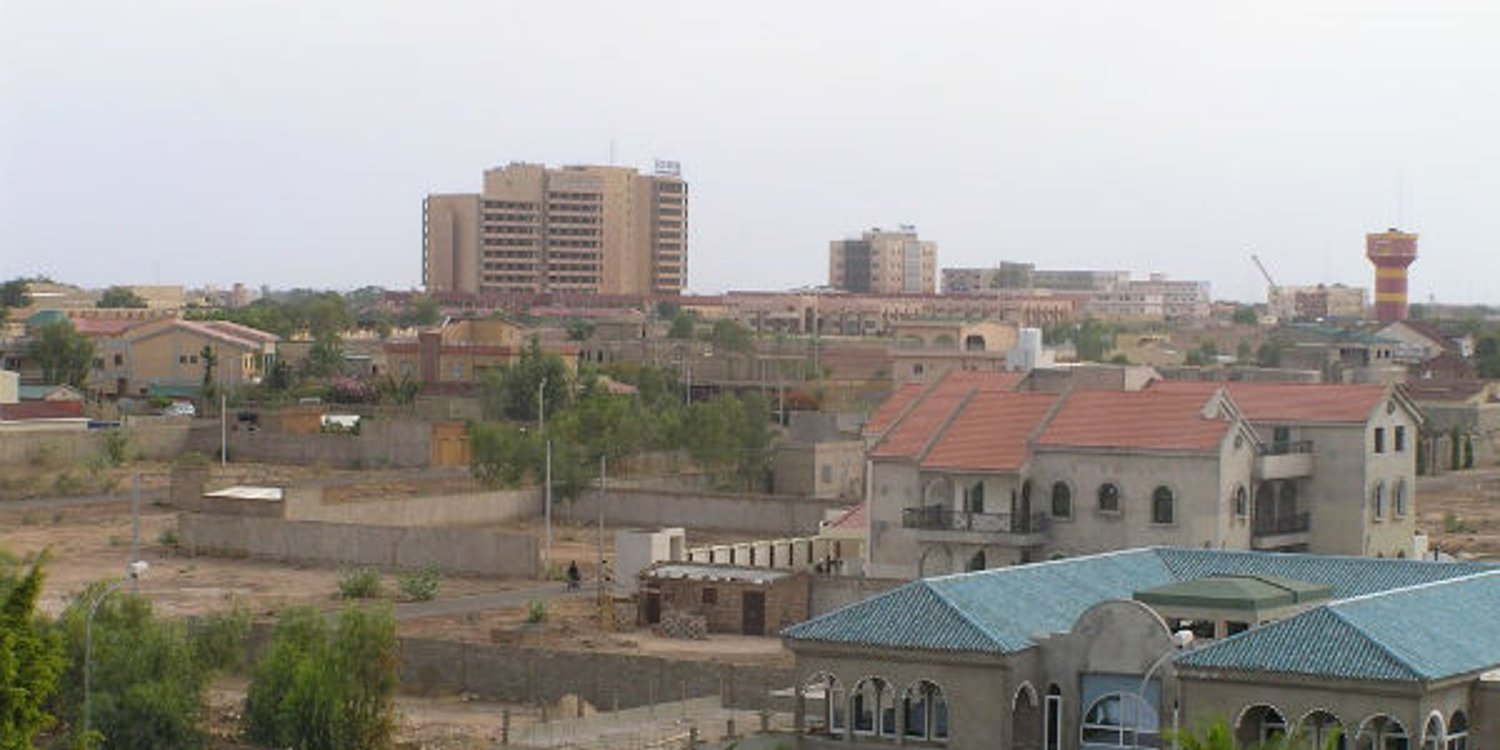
[1366,228,1418,322]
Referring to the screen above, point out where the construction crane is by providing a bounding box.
[1250,254,1278,289]
[1250,253,1282,319]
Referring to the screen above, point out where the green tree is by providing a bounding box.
[0,279,31,310]
[1236,339,1254,362]
[303,332,345,378]
[0,554,65,750]
[96,287,147,309]
[707,319,754,354]
[27,320,94,388]
[565,319,596,342]
[478,338,570,422]
[1256,338,1288,368]
[667,311,697,339]
[1232,306,1259,325]
[1185,339,1220,366]
[1476,334,1500,379]
[264,358,294,392]
[52,588,212,750]
[1073,318,1114,362]
[396,296,442,329]
[243,605,397,750]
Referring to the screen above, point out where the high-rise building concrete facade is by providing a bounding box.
[423,162,687,296]
[828,226,936,294]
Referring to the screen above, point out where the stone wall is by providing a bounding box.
[282,485,541,526]
[0,419,205,466]
[178,513,537,578]
[225,418,433,469]
[566,488,844,536]
[398,639,793,712]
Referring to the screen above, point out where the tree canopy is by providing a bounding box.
[27,320,94,388]
[0,554,65,750]
[96,287,148,309]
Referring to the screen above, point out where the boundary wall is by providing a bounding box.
[566,488,844,536]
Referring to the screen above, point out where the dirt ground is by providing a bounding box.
[1416,467,1500,559]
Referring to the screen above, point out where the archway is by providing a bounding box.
[1446,712,1467,750]
[800,672,846,736]
[1421,714,1445,750]
[967,549,987,572]
[1013,683,1041,750]
[1237,705,1288,747]
[852,677,896,737]
[1355,714,1410,750]
[918,546,953,578]
[1299,710,1346,750]
[964,334,986,352]
[903,680,950,743]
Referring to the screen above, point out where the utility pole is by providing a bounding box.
[219,392,227,466]
[540,378,551,573]
[130,474,140,593]
[597,455,607,626]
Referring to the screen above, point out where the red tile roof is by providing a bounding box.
[1152,381,1388,424]
[865,383,927,436]
[71,318,143,337]
[870,371,1024,460]
[1035,389,1231,453]
[922,391,1059,471]
[0,401,86,420]
[827,502,867,531]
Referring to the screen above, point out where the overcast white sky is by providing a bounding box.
[2,1,1498,304]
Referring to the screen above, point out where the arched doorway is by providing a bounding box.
[1014,480,1033,532]
[967,549,987,572]
[1013,683,1041,750]
[1421,714,1445,750]
[1237,705,1288,747]
[1355,715,1410,750]
[1299,710,1346,750]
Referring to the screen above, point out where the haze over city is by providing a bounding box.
[3,0,1498,304]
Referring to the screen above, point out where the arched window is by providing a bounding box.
[1098,482,1121,513]
[1422,714,1445,750]
[1394,481,1408,517]
[802,673,846,735]
[1371,483,1387,519]
[1238,705,1288,747]
[1152,486,1175,525]
[902,680,949,742]
[967,550,987,572]
[1045,685,1064,750]
[1233,485,1249,518]
[852,677,896,737]
[1052,482,1074,520]
[1300,710,1347,750]
[1082,693,1157,748]
[1446,712,1467,750]
[1356,715,1410,750]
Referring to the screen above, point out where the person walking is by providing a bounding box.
[566,560,581,590]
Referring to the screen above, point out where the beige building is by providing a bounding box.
[862,370,1422,578]
[95,319,279,398]
[383,318,578,386]
[783,547,1500,750]
[829,227,937,295]
[423,162,687,297]
[887,319,1021,383]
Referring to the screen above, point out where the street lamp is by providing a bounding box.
[84,560,149,738]
[1134,629,1194,750]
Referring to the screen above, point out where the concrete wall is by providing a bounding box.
[565,488,844,536]
[807,576,905,618]
[282,485,541,526]
[398,639,793,711]
[226,418,432,469]
[0,420,205,466]
[178,513,536,578]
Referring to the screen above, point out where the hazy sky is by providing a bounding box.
[3,1,1498,304]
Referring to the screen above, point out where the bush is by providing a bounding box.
[188,607,251,674]
[398,566,442,602]
[103,429,131,466]
[526,600,547,624]
[337,567,382,599]
[243,605,398,750]
[157,526,180,547]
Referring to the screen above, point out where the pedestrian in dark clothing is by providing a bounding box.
[566,561,581,590]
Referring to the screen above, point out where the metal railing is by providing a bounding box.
[1257,440,1314,456]
[1252,511,1311,536]
[901,506,1050,535]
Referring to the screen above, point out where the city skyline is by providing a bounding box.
[3,2,1498,305]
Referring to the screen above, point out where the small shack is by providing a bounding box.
[638,563,809,637]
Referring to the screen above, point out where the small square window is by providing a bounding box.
[701,587,717,605]
[1373,427,1386,454]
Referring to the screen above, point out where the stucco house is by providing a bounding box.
[863,371,1422,579]
[95,318,279,398]
[782,547,1500,750]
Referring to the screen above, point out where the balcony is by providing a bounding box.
[1255,440,1315,480]
[901,506,1050,547]
[1251,511,1311,550]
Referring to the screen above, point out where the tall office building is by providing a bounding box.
[828,226,937,294]
[423,162,688,296]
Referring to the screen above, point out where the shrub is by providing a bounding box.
[398,566,441,602]
[52,470,87,496]
[525,600,547,624]
[157,526,180,547]
[243,605,398,750]
[188,607,251,674]
[338,567,382,599]
[103,429,131,466]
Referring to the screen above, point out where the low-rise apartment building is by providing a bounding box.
[862,370,1421,578]
[95,319,279,398]
[782,547,1500,750]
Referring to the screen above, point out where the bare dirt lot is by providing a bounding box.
[1417,467,1500,559]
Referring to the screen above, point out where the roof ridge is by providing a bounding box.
[1329,567,1500,607]
[915,385,981,463]
[869,375,948,448]
[919,579,1011,650]
[1178,607,1424,680]
[1321,605,1428,680]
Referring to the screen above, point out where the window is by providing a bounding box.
[1394,480,1408,517]
[1357,715,1410,750]
[901,680,949,742]
[1151,486,1175,525]
[1395,425,1406,452]
[701,587,717,605]
[1374,427,1386,454]
[1051,482,1073,520]
[803,673,846,735]
[1097,483,1121,513]
[113,354,123,366]
[1446,712,1467,750]
[1233,485,1248,518]
[1045,686,1064,750]
[852,678,896,737]
[1422,715,1445,750]
[1372,482,1386,519]
[1082,693,1158,748]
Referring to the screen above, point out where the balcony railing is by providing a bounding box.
[1257,440,1314,456]
[902,506,1050,535]
[1252,511,1311,536]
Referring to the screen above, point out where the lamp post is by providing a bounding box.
[1133,629,1194,750]
[84,560,149,739]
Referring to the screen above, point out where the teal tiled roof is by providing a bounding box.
[1178,571,1500,682]
[783,548,1498,662]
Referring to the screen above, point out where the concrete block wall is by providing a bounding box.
[567,488,844,536]
[282,485,541,526]
[397,639,794,712]
[178,513,537,578]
